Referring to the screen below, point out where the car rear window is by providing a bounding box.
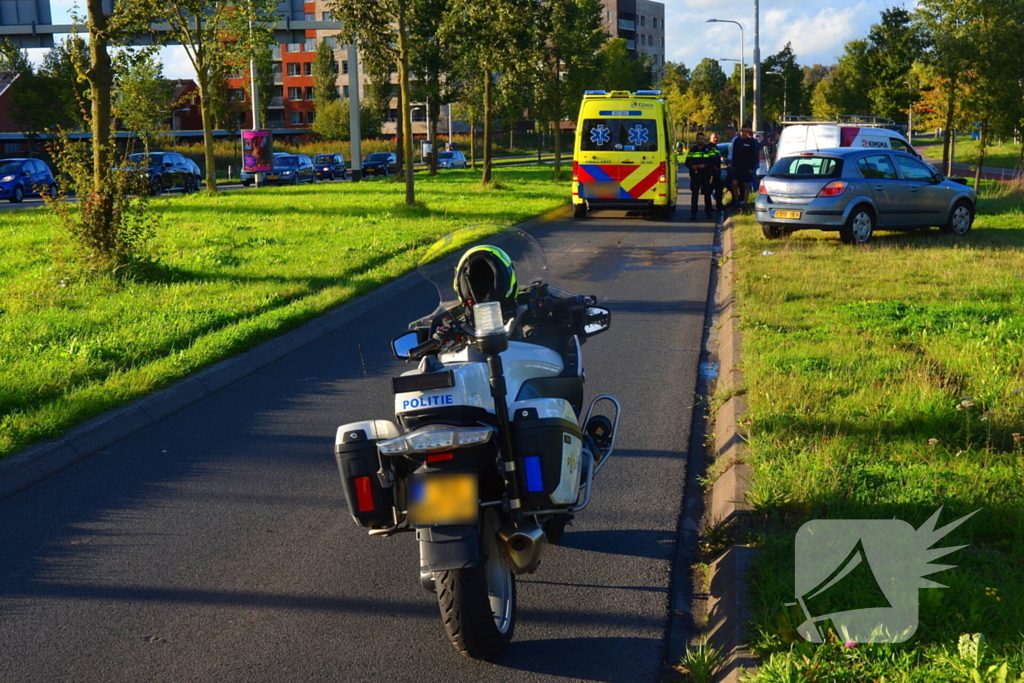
[770,155,843,178]
[580,118,659,152]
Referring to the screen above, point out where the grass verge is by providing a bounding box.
[915,136,1024,172]
[723,182,1024,681]
[0,167,566,459]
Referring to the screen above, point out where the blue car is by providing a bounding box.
[0,158,58,203]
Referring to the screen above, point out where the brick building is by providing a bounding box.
[599,0,666,74]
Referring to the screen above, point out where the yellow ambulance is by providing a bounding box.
[571,90,677,218]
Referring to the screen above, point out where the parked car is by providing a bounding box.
[0,158,58,203]
[183,157,203,189]
[361,152,397,177]
[313,153,347,180]
[240,152,288,187]
[265,154,316,185]
[437,150,468,169]
[127,152,197,194]
[755,147,976,245]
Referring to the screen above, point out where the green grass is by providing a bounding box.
[723,183,1024,681]
[914,136,1024,172]
[0,167,567,458]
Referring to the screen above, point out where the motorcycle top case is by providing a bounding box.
[509,398,583,510]
[334,420,399,529]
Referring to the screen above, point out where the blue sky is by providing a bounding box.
[31,0,918,79]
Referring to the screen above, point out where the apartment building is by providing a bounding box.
[600,0,666,73]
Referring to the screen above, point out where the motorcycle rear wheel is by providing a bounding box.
[435,509,515,660]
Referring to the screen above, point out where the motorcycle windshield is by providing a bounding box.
[415,225,558,327]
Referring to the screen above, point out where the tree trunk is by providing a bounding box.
[198,74,218,192]
[428,96,438,176]
[552,120,561,179]
[470,118,476,170]
[395,85,404,177]
[397,7,414,206]
[482,70,492,185]
[85,0,113,203]
[974,124,987,192]
[941,76,956,176]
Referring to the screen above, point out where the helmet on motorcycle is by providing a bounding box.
[453,245,518,310]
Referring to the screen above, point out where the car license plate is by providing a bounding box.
[408,473,477,526]
[771,209,802,220]
[267,175,278,181]
[584,182,619,199]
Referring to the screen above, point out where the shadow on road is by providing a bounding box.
[496,637,663,682]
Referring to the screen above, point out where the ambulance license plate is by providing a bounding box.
[584,182,620,199]
[771,209,802,220]
[408,473,477,526]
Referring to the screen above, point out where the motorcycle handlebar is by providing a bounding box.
[409,337,441,357]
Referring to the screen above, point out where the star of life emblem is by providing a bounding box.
[627,125,649,146]
[590,125,611,145]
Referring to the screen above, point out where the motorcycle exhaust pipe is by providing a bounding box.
[496,520,546,574]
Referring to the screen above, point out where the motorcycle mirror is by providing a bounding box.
[391,331,420,359]
[583,306,611,337]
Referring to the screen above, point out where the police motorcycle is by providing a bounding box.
[333,227,620,660]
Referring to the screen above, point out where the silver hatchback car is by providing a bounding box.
[755,147,977,244]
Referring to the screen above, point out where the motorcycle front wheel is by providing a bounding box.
[434,508,515,660]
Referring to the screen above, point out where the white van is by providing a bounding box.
[775,116,918,163]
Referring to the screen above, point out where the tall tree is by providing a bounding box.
[659,61,690,139]
[114,52,175,151]
[441,0,537,185]
[811,40,871,118]
[330,0,417,204]
[761,43,801,123]
[532,0,607,178]
[39,35,92,129]
[409,0,458,176]
[150,0,277,191]
[312,39,340,110]
[864,7,925,123]
[915,0,982,173]
[595,38,655,92]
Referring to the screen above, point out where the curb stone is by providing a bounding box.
[0,204,573,501]
[706,217,757,683]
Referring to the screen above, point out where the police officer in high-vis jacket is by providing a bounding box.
[684,132,721,220]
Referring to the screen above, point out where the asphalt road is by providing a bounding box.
[0,189,715,682]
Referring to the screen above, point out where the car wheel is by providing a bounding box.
[292,175,299,185]
[761,224,790,239]
[151,177,163,196]
[10,185,24,203]
[573,203,587,219]
[48,184,58,199]
[242,180,252,187]
[942,200,974,236]
[184,176,194,193]
[840,206,875,245]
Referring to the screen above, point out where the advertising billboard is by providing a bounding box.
[242,130,272,173]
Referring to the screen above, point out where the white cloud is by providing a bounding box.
[665,0,917,69]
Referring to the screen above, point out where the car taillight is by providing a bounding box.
[572,161,579,182]
[817,181,848,198]
[758,181,767,195]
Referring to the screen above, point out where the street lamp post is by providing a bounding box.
[753,0,761,131]
[706,19,744,127]
[172,108,190,151]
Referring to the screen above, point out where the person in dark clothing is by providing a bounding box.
[709,132,724,213]
[730,127,759,210]
[684,132,720,220]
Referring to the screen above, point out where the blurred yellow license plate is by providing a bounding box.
[584,182,620,199]
[267,175,279,180]
[771,209,802,219]
[409,474,477,525]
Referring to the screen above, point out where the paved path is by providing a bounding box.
[0,186,714,682]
